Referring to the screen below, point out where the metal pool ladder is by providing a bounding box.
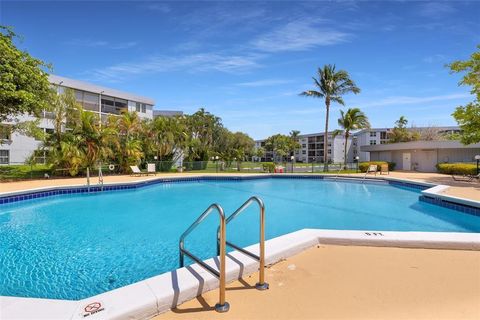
[178,196,269,313]
[179,203,229,313]
[217,196,269,291]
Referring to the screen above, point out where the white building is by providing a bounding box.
[254,126,462,164]
[255,131,352,164]
[0,75,180,165]
[361,140,480,172]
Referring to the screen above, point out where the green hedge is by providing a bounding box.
[359,161,396,173]
[436,163,477,175]
[262,162,275,173]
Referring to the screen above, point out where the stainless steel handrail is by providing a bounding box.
[98,164,104,191]
[86,167,91,192]
[217,196,269,291]
[179,203,229,313]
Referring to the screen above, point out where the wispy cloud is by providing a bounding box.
[358,93,470,108]
[423,54,447,64]
[65,39,137,49]
[236,79,294,87]
[252,19,350,52]
[85,53,263,82]
[144,3,171,13]
[418,2,456,18]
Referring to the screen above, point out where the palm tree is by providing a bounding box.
[333,108,370,168]
[289,130,301,157]
[300,65,360,170]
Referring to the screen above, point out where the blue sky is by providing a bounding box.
[2,1,479,139]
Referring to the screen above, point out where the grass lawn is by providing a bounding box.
[0,164,52,181]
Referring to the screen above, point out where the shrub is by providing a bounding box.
[262,162,275,173]
[359,161,396,173]
[436,163,477,175]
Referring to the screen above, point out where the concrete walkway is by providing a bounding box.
[156,245,480,320]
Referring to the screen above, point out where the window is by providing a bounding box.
[370,131,377,137]
[83,92,99,112]
[380,131,388,139]
[0,150,9,164]
[302,150,306,155]
[0,126,11,140]
[135,102,147,113]
[302,144,306,148]
[369,140,377,145]
[45,128,54,135]
[327,150,331,154]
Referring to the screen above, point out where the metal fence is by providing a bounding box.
[0,160,362,181]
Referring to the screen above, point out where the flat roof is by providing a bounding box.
[49,75,155,105]
[360,140,480,152]
[153,110,183,117]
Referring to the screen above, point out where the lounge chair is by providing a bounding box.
[147,163,156,175]
[130,165,147,176]
[451,173,480,182]
[380,163,389,175]
[365,164,378,176]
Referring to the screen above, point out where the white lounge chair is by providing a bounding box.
[147,163,156,175]
[365,164,378,176]
[130,165,147,176]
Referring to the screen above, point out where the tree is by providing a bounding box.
[265,134,292,163]
[0,26,53,121]
[388,116,419,143]
[333,108,370,168]
[106,112,144,172]
[185,108,223,162]
[448,45,480,144]
[452,103,480,144]
[289,130,301,157]
[300,64,360,169]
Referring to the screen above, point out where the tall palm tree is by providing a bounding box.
[333,108,370,168]
[300,65,360,170]
[289,130,301,158]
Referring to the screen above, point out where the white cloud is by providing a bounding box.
[252,19,350,52]
[418,2,456,18]
[236,79,294,87]
[423,54,447,64]
[85,53,263,82]
[358,93,470,108]
[144,3,171,13]
[65,39,137,49]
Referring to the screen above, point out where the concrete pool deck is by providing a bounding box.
[156,244,480,320]
[1,171,479,201]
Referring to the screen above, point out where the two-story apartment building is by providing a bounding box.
[0,75,180,165]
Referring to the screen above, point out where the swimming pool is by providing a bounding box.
[1,177,479,300]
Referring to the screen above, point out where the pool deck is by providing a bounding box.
[1,171,479,201]
[156,244,480,320]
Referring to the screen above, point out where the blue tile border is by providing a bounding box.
[419,195,480,217]
[0,175,476,217]
[387,180,429,191]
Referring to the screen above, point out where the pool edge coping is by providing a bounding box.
[1,228,479,320]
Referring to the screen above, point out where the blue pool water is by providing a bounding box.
[1,178,479,300]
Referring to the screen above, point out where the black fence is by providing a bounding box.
[0,161,362,181]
